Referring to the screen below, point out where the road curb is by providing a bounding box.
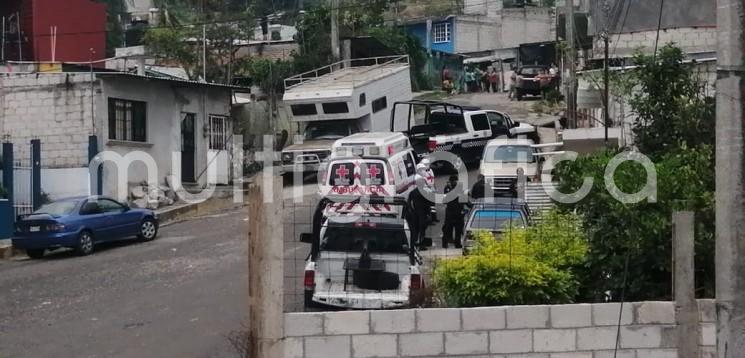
[0,195,246,260]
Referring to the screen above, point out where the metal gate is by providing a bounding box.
[12,144,34,217]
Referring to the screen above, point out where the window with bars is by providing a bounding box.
[208,115,229,150]
[108,98,147,142]
[433,22,451,43]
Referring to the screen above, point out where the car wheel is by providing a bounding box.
[76,230,94,256]
[26,249,45,259]
[138,218,158,241]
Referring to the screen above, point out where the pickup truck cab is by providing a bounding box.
[320,132,418,198]
[479,138,544,193]
[390,100,492,165]
[484,110,539,142]
[281,120,360,175]
[301,196,425,309]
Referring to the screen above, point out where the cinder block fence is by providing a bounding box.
[283,300,716,358]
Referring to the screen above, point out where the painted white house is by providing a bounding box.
[0,69,243,202]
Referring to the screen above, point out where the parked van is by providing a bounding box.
[320,132,418,198]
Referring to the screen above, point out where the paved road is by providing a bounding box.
[0,209,248,358]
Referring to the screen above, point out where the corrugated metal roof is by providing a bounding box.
[96,72,251,91]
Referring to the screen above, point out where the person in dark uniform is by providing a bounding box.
[442,175,465,249]
[470,174,487,200]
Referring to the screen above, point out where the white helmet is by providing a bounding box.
[420,158,431,169]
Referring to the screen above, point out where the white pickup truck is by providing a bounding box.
[391,101,493,166]
[301,197,426,310]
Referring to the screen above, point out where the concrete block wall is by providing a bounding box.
[596,27,717,58]
[284,300,717,358]
[0,73,96,169]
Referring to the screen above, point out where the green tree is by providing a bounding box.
[368,26,430,91]
[555,146,715,301]
[96,0,126,56]
[627,44,715,157]
[553,44,716,302]
[143,1,255,83]
[434,211,587,307]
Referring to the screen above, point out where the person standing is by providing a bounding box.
[488,68,499,93]
[470,174,487,200]
[412,159,436,249]
[465,68,475,93]
[442,175,465,249]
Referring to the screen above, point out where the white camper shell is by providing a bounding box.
[280,56,413,174]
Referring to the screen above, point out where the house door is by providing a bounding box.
[181,113,196,183]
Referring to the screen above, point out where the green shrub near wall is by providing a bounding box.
[433,211,587,307]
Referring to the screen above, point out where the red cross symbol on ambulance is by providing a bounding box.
[367,165,381,178]
[335,165,350,179]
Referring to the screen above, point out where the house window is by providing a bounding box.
[433,22,451,43]
[208,115,229,150]
[108,98,147,142]
[322,102,349,114]
[359,93,366,106]
[372,96,387,113]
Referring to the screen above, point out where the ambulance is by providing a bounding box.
[319,132,418,199]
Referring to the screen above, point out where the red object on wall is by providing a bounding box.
[1,0,106,63]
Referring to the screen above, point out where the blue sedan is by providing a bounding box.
[12,196,159,259]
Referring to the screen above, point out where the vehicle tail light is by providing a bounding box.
[304,270,315,288]
[410,273,422,290]
[427,140,437,152]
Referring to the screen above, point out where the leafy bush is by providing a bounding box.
[433,211,587,307]
[555,146,715,301]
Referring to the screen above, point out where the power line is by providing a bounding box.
[652,0,664,61]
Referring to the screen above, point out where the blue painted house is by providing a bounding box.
[403,16,456,54]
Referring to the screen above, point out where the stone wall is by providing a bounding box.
[284,300,716,358]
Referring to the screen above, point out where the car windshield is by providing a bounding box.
[33,201,78,216]
[469,210,526,231]
[304,122,350,140]
[321,227,408,253]
[485,145,536,163]
[519,67,544,75]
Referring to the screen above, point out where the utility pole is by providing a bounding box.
[716,0,745,357]
[330,0,340,63]
[564,0,577,128]
[603,34,610,145]
[248,165,284,358]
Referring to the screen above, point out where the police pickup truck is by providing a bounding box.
[390,100,492,168]
[300,196,427,310]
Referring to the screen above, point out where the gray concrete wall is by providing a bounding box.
[284,300,716,358]
[0,73,96,169]
[500,8,555,49]
[591,0,716,34]
[594,27,718,58]
[98,76,233,196]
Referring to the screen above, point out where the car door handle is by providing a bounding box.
[473,134,478,137]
